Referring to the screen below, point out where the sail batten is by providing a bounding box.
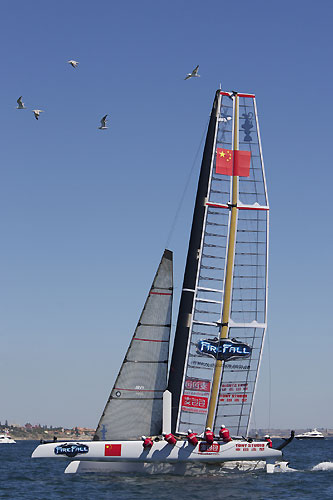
[94,250,173,441]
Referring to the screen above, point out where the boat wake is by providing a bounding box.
[312,462,333,471]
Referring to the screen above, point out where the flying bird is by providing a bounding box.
[184,65,200,80]
[32,110,44,120]
[68,60,79,68]
[16,96,26,109]
[98,115,108,130]
[221,112,232,123]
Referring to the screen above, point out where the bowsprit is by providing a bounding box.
[54,443,89,458]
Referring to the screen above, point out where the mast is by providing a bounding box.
[206,95,239,428]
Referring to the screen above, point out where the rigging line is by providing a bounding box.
[164,118,209,249]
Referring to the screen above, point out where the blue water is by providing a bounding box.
[0,439,332,499]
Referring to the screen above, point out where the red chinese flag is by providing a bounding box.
[216,148,233,175]
[104,444,122,456]
[234,150,251,177]
[216,148,251,177]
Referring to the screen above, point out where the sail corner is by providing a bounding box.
[163,249,173,261]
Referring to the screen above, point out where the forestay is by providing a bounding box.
[94,250,173,440]
[173,92,268,437]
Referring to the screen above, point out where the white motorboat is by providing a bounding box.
[295,429,324,439]
[0,431,16,443]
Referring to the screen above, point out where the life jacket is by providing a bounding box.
[205,430,214,445]
[187,432,198,446]
[219,428,232,442]
[164,433,177,445]
[266,438,272,448]
[142,438,153,449]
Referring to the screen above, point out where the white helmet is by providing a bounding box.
[188,429,193,434]
[264,435,270,438]
[221,425,225,428]
[141,436,146,440]
[206,427,211,430]
[162,432,166,436]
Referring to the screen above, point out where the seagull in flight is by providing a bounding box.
[185,65,200,80]
[68,60,79,68]
[16,96,26,109]
[98,115,108,130]
[221,112,232,123]
[32,110,44,120]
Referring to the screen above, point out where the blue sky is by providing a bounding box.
[1,0,333,430]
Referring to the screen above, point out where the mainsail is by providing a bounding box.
[168,91,269,437]
[94,249,173,440]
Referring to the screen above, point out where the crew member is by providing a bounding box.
[219,425,232,442]
[142,435,153,449]
[187,429,198,446]
[204,427,214,445]
[264,435,272,448]
[163,432,177,445]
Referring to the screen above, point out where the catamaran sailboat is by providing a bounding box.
[32,90,286,473]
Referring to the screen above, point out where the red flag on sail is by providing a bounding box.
[216,148,251,177]
[105,444,122,456]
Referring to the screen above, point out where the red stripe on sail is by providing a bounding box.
[219,92,255,98]
[238,206,269,211]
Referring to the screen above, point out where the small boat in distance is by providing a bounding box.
[295,429,324,439]
[0,430,16,444]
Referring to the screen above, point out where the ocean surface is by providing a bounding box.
[0,438,332,499]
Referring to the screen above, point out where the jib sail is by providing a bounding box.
[94,249,173,440]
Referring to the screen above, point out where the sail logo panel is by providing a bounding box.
[171,92,269,437]
[196,338,252,360]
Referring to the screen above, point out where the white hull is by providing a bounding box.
[32,439,282,464]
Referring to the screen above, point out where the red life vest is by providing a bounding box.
[266,438,272,448]
[164,433,177,445]
[219,428,232,442]
[205,430,214,444]
[142,438,153,449]
[187,432,198,446]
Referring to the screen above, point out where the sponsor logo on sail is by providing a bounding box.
[181,394,208,413]
[54,443,89,458]
[197,338,252,361]
[185,377,211,393]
